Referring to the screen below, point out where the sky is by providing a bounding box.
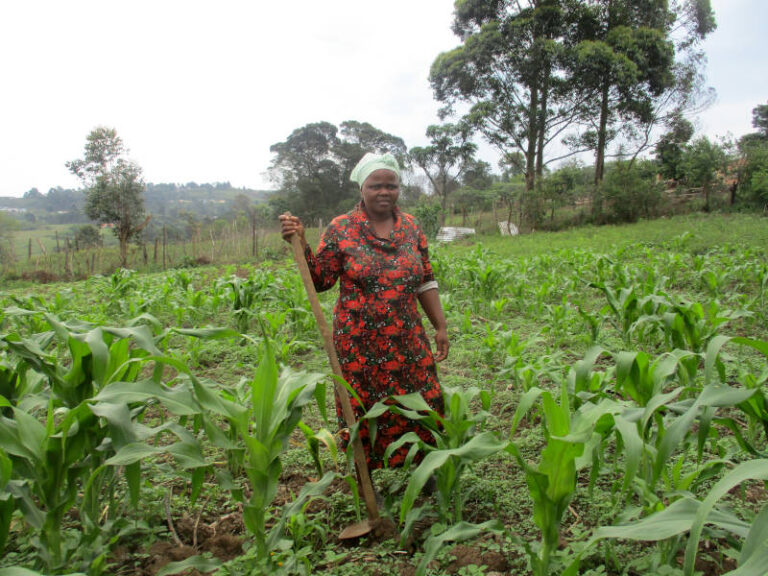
[0,0,766,198]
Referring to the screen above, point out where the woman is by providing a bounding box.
[279,152,449,469]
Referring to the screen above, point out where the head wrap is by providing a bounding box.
[350,152,401,189]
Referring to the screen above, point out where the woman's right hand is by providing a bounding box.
[278,213,305,243]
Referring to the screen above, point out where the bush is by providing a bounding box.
[73,224,102,249]
[739,139,768,208]
[601,160,663,223]
[413,202,442,240]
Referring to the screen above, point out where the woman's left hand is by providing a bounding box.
[434,328,449,362]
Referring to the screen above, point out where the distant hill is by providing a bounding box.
[0,182,274,229]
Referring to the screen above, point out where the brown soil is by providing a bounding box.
[112,507,245,575]
[444,543,510,573]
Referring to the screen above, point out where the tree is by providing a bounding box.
[410,123,477,224]
[680,136,727,212]
[737,102,768,207]
[268,121,406,221]
[431,0,586,202]
[601,159,663,222]
[751,101,768,137]
[541,161,584,222]
[567,0,716,188]
[656,114,695,182]
[460,158,494,190]
[67,127,149,268]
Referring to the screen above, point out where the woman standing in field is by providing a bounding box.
[279,152,449,469]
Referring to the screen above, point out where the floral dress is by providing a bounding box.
[305,202,443,468]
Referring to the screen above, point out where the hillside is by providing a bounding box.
[0,182,273,229]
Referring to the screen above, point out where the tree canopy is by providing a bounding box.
[67,127,149,267]
[410,123,477,223]
[430,0,716,221]
[268,121,406,221]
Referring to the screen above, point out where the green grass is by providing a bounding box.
[439,212,768,259]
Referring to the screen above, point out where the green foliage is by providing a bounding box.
[208,337,329,563]
[2,213,768,574]
[66,127,147,267]
[600,160,663,223]
[71,225,101,250]
[410,123,477,222]
[656,115,695,181]
[751,101,768,137]
[0,314,166,572]
[412,203,442,241]
[508,384,622,576]
[268,121,406,222]
[738,138,768,207]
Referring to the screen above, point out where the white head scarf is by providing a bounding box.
[350,153,401,189]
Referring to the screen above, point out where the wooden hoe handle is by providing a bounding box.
[288,233,380,521]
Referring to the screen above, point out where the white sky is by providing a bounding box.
[0,0,765,198]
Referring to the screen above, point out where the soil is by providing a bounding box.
[444,543,510,573]
[112,506,245,575]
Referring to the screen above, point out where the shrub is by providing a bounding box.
[601,160,663,223]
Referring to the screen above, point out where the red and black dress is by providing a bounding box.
[304,202,443,468]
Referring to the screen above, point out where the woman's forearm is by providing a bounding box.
[418,288,447,331]
[418,288,449,361]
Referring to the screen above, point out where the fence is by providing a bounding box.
[1,223,289,283]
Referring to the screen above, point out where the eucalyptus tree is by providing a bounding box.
[67,127,149,268]
[566,0,716,189]
[409,123,477,224]
[430,0,589,231]
[268,121,406,221]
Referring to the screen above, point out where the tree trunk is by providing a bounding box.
[120,233,128,268]
[594,80,610,186]
[525,81,540,194]
[592,79,611,219]
[536,63,550,181]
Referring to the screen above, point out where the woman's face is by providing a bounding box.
[361,169,400,218]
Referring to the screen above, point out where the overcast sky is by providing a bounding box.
[0,0,765,198]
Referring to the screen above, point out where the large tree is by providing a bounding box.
[67,127,149,268]
[431,0,586,202]
[409,123,477,224]
[566,0,716,189]
[268,121,406,221]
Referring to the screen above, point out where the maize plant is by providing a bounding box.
[507,383,622,576]
[0,314,169,572]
